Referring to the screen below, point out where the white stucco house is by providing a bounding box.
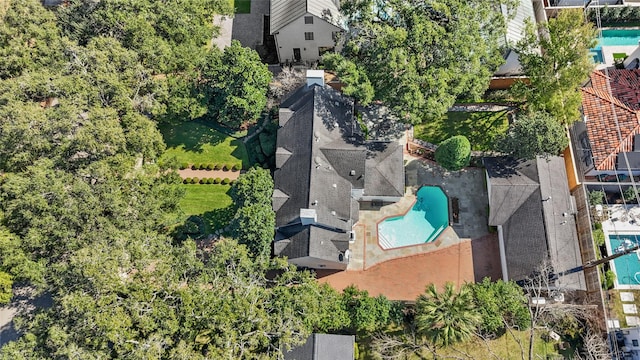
[270,0,345,64]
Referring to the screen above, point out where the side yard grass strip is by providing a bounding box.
[159,121,249,169]
[414,111,509,151]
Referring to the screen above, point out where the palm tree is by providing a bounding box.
[415,282,480,349]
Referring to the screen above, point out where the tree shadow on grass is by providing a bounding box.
[158,121,228,153]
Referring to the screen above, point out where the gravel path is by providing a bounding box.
[177,169,240,180]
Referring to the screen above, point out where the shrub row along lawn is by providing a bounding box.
[159,121,249,169]
[414,111,509,151]
[160,121,247,232]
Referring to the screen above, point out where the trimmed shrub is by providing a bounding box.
[222,178,230,184]
[206,178,213,184]
[179,163,189,170]
[206,163,214,170]
[198,163,207,170]
[223,164,231,171]
[191,177,199,184]
[214,177,221,184]
[183,177,191,184]
[589,190,605,206]
[191,164,198,170]
[593,228,605,247]
[214,164,222,170]
[199,178,206,184]
[232,164,241,171]
[434,135,471,171]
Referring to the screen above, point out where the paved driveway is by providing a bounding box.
[232,0,269,49]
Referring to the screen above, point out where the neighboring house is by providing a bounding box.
[270,0,345,64]
[573,69,640,177]
[484,156,586,290]
[491,0,539,89]
[284,333,355,360]
[273,70,404,270]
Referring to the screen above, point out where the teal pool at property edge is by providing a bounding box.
[595,29,640,48]
[377,186,449,249]
[608,234,640,286]
[590,29,640,63]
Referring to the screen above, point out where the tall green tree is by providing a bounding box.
[230,167,273,207]
[229,204,275,259]
[415,283,480,348]
[341,285,393,333]
[200,41,272,129]
[514,9,596,124]
[496,111,569,159]
[331,0,516,124]
[469,278,530,337]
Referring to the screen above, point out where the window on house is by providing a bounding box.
[633,339,639,347]
[304,32,314,41]
[304,16,313,24]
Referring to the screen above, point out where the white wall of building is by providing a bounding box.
[273,13,343,64]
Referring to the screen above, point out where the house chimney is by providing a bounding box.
[306,70,325,88]
[300,208,317,225]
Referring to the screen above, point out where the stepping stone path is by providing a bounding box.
[623,303,638,314]
[627,316,640,326]
[621,292,635,302]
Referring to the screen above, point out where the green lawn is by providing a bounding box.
[180,184,234,232]
[414,111,509,151]
[234,0,251,13]
[159,121,249,168]
[359,329,566,360]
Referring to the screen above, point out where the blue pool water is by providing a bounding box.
[595,29,640,48]
[608,234,640,286]
[377,186,449,249]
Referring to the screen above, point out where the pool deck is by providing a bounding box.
[603,205,640,290]
[317,155,498,300]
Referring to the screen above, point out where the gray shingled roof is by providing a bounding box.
[284,334,355,360]
[484,157,586,290]
[273,84,403,263]
[270,0,343,34]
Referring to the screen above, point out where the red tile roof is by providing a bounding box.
[581,70,640,171]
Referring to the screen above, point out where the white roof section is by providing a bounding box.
[270,0,343,34]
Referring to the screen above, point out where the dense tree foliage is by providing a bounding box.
[341,285,393,333]
[434,135,471,171]
[230,167,274,207]
[496,111,569,160]
[201,41,272,129]
[229,167,275,259]
[514,9,596,124]
[329,0,516,124]
[469,278,530,337]
[56,0,232,73]
[0,271,11,304]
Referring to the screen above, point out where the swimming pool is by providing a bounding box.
[608,234,640,286]
[377,186,449,249]
[595,29,640,48]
